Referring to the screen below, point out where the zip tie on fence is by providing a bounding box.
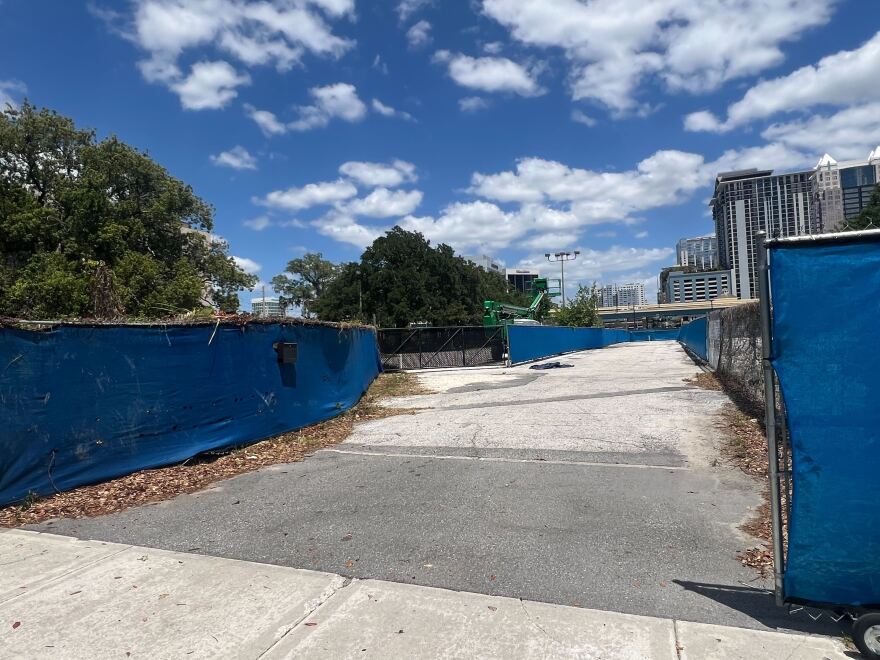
[208,319,220,345]
[47,449,61,495]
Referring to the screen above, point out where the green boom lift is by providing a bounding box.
[483,277,559,327]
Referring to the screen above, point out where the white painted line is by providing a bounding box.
[320,448,691,470]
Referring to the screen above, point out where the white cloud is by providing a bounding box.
[400,201,527,251]
[760,103,880,162]
[313,211,386,248]
[685,31,880,132]
[258,179,358,211]
[344,188,424,217]
[290,82,368,131]
[634,230,648,239]
[519,232,579,250]
[481,0,836,114]
[339,160,417,187]
[407,20,432,48]
[0,80,26,109]
[244,104,287,135]
[170,60,250,110]
[210,145,257,170]
[434,50,543,96]
[243,215,271,231]
[397,0,433,21]
[125,0,354,106]
[571,110,596,127]
[483,41,504,55]
[371,98,414,121]
[459,96,489,113]
[518,246,673,285]
[232,256,262,274]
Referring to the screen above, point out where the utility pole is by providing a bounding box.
[544,251,580,306]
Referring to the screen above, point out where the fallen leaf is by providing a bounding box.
[488,575,496,582]
[487,606,497,612]
[345,560,354,568]
[12,621,21,630]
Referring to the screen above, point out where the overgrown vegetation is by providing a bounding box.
[0,102,255,319]
[288,227,529,327]
[553,284,601,327]
[0,371,430,527]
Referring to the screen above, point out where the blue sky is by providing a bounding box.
[2,0,879,304]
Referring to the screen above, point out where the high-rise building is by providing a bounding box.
[711,168,818,299]
[506,268,540,293]
[664,269,732,303]
[812,148,880,232]
[676,235,718,271]
[251,297,283,317]
[598,283,646,308]
[465,254,503,274]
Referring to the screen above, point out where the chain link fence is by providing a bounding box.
[377,326,506,370]
[707,303,765,414]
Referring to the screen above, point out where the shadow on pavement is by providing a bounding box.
[673,580,849,637]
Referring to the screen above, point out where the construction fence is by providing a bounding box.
[0,320,381,507]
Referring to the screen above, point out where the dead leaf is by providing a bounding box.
[488,575,496,582]
[345,560,354,568]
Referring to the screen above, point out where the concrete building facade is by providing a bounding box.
[599,283,647,308]
[465,254,503,274]
[506,268,540,294]
[665,269,732,303]
[711,168,818,299]
[676,235,718,271]
[251,297,283,317]
[812,148,880,232]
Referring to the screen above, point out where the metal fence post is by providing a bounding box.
[757,230,786,606]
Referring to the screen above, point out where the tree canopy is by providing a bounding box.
[843,184,880,231]
[312,227,528,327]
[271,252,338,318]
[553,284,601,327]
[0,102,255,319]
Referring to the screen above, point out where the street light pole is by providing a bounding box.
[544,251,580,307]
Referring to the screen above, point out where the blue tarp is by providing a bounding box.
[0,322,381,506]
[677,317,708,361]
[507,326,629,364]
[629,329,680,342]
[770,237,880,607]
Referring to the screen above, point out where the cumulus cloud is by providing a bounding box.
[685,30,880,132]
[434,50,543,96]
[338,160,417,187]
[459,96,489,113]
[243,215,271,231]
[0,80,26,109]
[571,110,596,127]
[244,103,287,135]
[170,60,250,110]
[258,179,358,211]
[290,82,368,131]
[232,255,262,274]
[246,85,408,135]
[119,0,354,107]
[313,211,386,248]
[344,188,424,217]
[396,0,433,21]
[481,0,836,114]
[210,145,257,170]
[406,20,432,48]
[760,103,880,162]
[371,98,414,121]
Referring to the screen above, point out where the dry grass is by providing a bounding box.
[689,374,780,578]
[0,372,430,528]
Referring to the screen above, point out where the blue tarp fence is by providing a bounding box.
[507,326,630,364]
[677,317,708,361]
[770,236,880,607]
[0,322,381,507]
[629,328,681,342]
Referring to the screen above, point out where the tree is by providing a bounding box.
[843,184,880,231]
[314,227,529,327]
[271,253,338,317]
[554,284,601,327]
[0,102,256,319]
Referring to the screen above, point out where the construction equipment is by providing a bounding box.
[483,277,559,327]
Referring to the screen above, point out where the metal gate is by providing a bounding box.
[377,325,506,370]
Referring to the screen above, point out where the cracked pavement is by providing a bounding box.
[30,342,840,635]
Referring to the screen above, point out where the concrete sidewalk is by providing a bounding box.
[0,530,848,659]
